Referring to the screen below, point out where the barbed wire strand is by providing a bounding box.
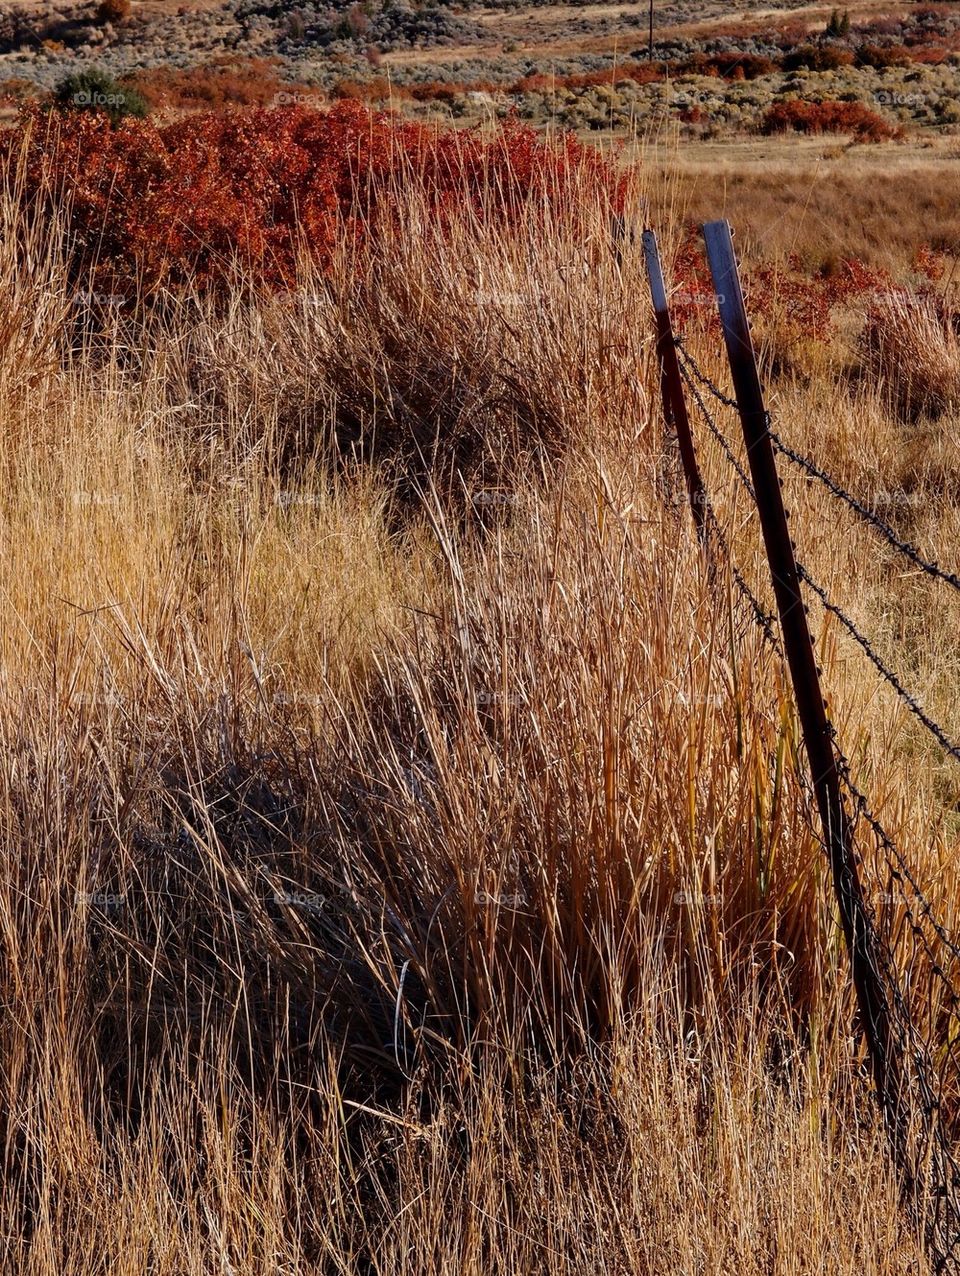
[674,334,740,410]
[674,336,960,598]
[676,350,757,499]
[770,431,960,597]
[795,560,960,767]
[674,328,960,1265]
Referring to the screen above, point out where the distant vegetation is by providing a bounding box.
[52,69,148,125]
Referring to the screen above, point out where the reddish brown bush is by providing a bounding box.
[96,0,131,22]
[704,52,780,79]
[855,42,911,68]
[329,78,368,101]
[668,224,897,347]
[345,3,371,38]
[409,80,461,104]
[614,63,664,87]
[511,73,559,94]
[126,59,304,111]
[760,99,904,141]
[3,103,629,294]
[782,44,856,71]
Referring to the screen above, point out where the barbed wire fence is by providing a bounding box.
[644,223,960,1271]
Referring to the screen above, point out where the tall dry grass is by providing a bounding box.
[862,292,960,422]
[0,131,957,1273]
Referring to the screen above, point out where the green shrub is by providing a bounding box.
[53,70,148,126]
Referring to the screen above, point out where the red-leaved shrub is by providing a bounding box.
[3,102,629,294]
[760,99,904,141]
[855,42,912,68]
[125,59,299,111]
[667,226,898,350]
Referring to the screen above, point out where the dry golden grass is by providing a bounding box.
[862,292,960,422]
[643,141,960,272]
[0,139,959,1273]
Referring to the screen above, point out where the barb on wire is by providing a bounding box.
[676,352,756,500]
[702,505,784,656]
[673,335,739,410]
[770,430,960,598]
[796,560,960,767]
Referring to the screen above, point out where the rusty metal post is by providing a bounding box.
[701,218,909,1168]
[642,228,708,544]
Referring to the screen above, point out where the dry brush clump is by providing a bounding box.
[861,291,960,422]
[760,98,904,141]
[0,111,956,1272]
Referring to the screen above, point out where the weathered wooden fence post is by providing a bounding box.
[700,217,910,1172]
[642,228,708,544]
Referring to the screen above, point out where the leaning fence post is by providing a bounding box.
[642,229,708,544]
[700,218,910,1171]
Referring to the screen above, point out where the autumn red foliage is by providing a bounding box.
[125,59,300,111]
[667,227,900,346]
[3,103,629,295]
[760,99,904,141]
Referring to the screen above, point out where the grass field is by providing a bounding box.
[2,18,960,1272]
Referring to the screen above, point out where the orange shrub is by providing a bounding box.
[3,103,629,295]
[760,99,904,141]
[329,78,369,100]
[668,225,897,345]
[124,59,303,111]
[96,0,131,22]
[855,42,912,68]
